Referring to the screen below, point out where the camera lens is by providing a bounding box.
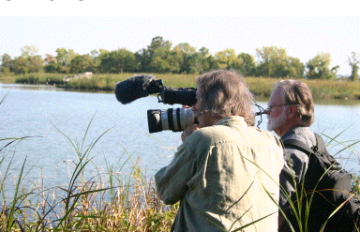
[147,108,195,133]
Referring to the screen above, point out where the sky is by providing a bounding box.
[0,0,359,76]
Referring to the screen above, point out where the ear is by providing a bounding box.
[286,105,298,119]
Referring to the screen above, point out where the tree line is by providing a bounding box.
[1,36,359,81]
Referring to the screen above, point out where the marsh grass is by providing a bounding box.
[1,73,360,100]
[0,117,178,231]
[1,130,359,231]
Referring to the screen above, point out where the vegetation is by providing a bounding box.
[1,72,360,100]
[1,37,359,81]
[0,120,178,231]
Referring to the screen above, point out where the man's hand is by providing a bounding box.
[181,124,199,142]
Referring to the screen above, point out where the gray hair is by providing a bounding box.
[274,79,314,126]
[196,70,255,126]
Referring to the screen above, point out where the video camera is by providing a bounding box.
[115,75,197,133]
[115,74,268,133]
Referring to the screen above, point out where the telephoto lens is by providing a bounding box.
[147,108,195,133]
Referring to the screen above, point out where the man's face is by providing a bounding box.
[267,87,288,134]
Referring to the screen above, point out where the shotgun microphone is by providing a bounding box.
[114,75,163,104]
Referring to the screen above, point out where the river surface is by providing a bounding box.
[0,83,359,199]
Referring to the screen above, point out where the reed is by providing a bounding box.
[0,116,178,231]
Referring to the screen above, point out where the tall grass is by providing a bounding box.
[0,116,178,231]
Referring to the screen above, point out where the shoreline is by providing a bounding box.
[1,73,360,101]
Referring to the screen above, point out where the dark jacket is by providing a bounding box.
[279,126,316,232]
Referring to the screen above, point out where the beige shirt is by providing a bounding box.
[155,116,284,232]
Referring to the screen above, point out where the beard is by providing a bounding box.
[267,108,287,131]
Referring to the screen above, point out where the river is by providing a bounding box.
[0,83,359,198]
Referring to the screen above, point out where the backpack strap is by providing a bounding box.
[282,139,315,155]
[281,132,321,155]
[282,133,342,171]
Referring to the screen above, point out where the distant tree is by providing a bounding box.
[348,51,359,82]
[198,47,216,72]
[173,43,196,73]
[136,36,178,73]
[44,54,56,64]
[43,54,58,73]
[13,56,29,74]
[12,46,43,74]
[99,48,136,73]
[44,63,58,73]
[255,46,305,78]
[95,49,110,73]
[20,45,39,57]
[135,48,151,72]
[306,52,338,80]
[70,54,94,73]
[1,53,13,73]
[55,48,77,73]
[256,46,290,77]
[145,36,179,73]
[27,55,43,73]
[89,49,102,72]
[287,57,305,79]
[236,53,256,76]
[214,48,241,70]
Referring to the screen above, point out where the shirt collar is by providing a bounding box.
[215,116,247,127]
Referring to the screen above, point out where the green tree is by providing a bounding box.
[287,57,305,79]
[44,54,58,73]
[236,53,256,76]
[95,49,110,73]
[135,48,150,72]
[27,55,43,73]
[1,53,13,73]
[214,48,241,70]
[55,48,77,73]
[20,45,39,57]
[13,46,43,74]
[136,36,178,73]
[89,49,102,72]
[173,43,196,73]
[197,47,215,73]
[306,52,338,80]
[13,56,29,74]
[256,46,286,77]
[348,51,359,82]
[99,49,136,73]
[70,54,94,73]
[147,37,178,73]
[255,46,304,78]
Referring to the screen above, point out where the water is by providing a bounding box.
[0,83,359,197]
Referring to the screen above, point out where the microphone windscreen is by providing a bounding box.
[115,75,155,104]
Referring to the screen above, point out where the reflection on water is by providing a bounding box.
[0,84,359,200]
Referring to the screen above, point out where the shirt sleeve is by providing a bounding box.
[155,140,197,205]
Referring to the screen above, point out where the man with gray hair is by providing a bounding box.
[155,70,284,231]
[266,79,316,231]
